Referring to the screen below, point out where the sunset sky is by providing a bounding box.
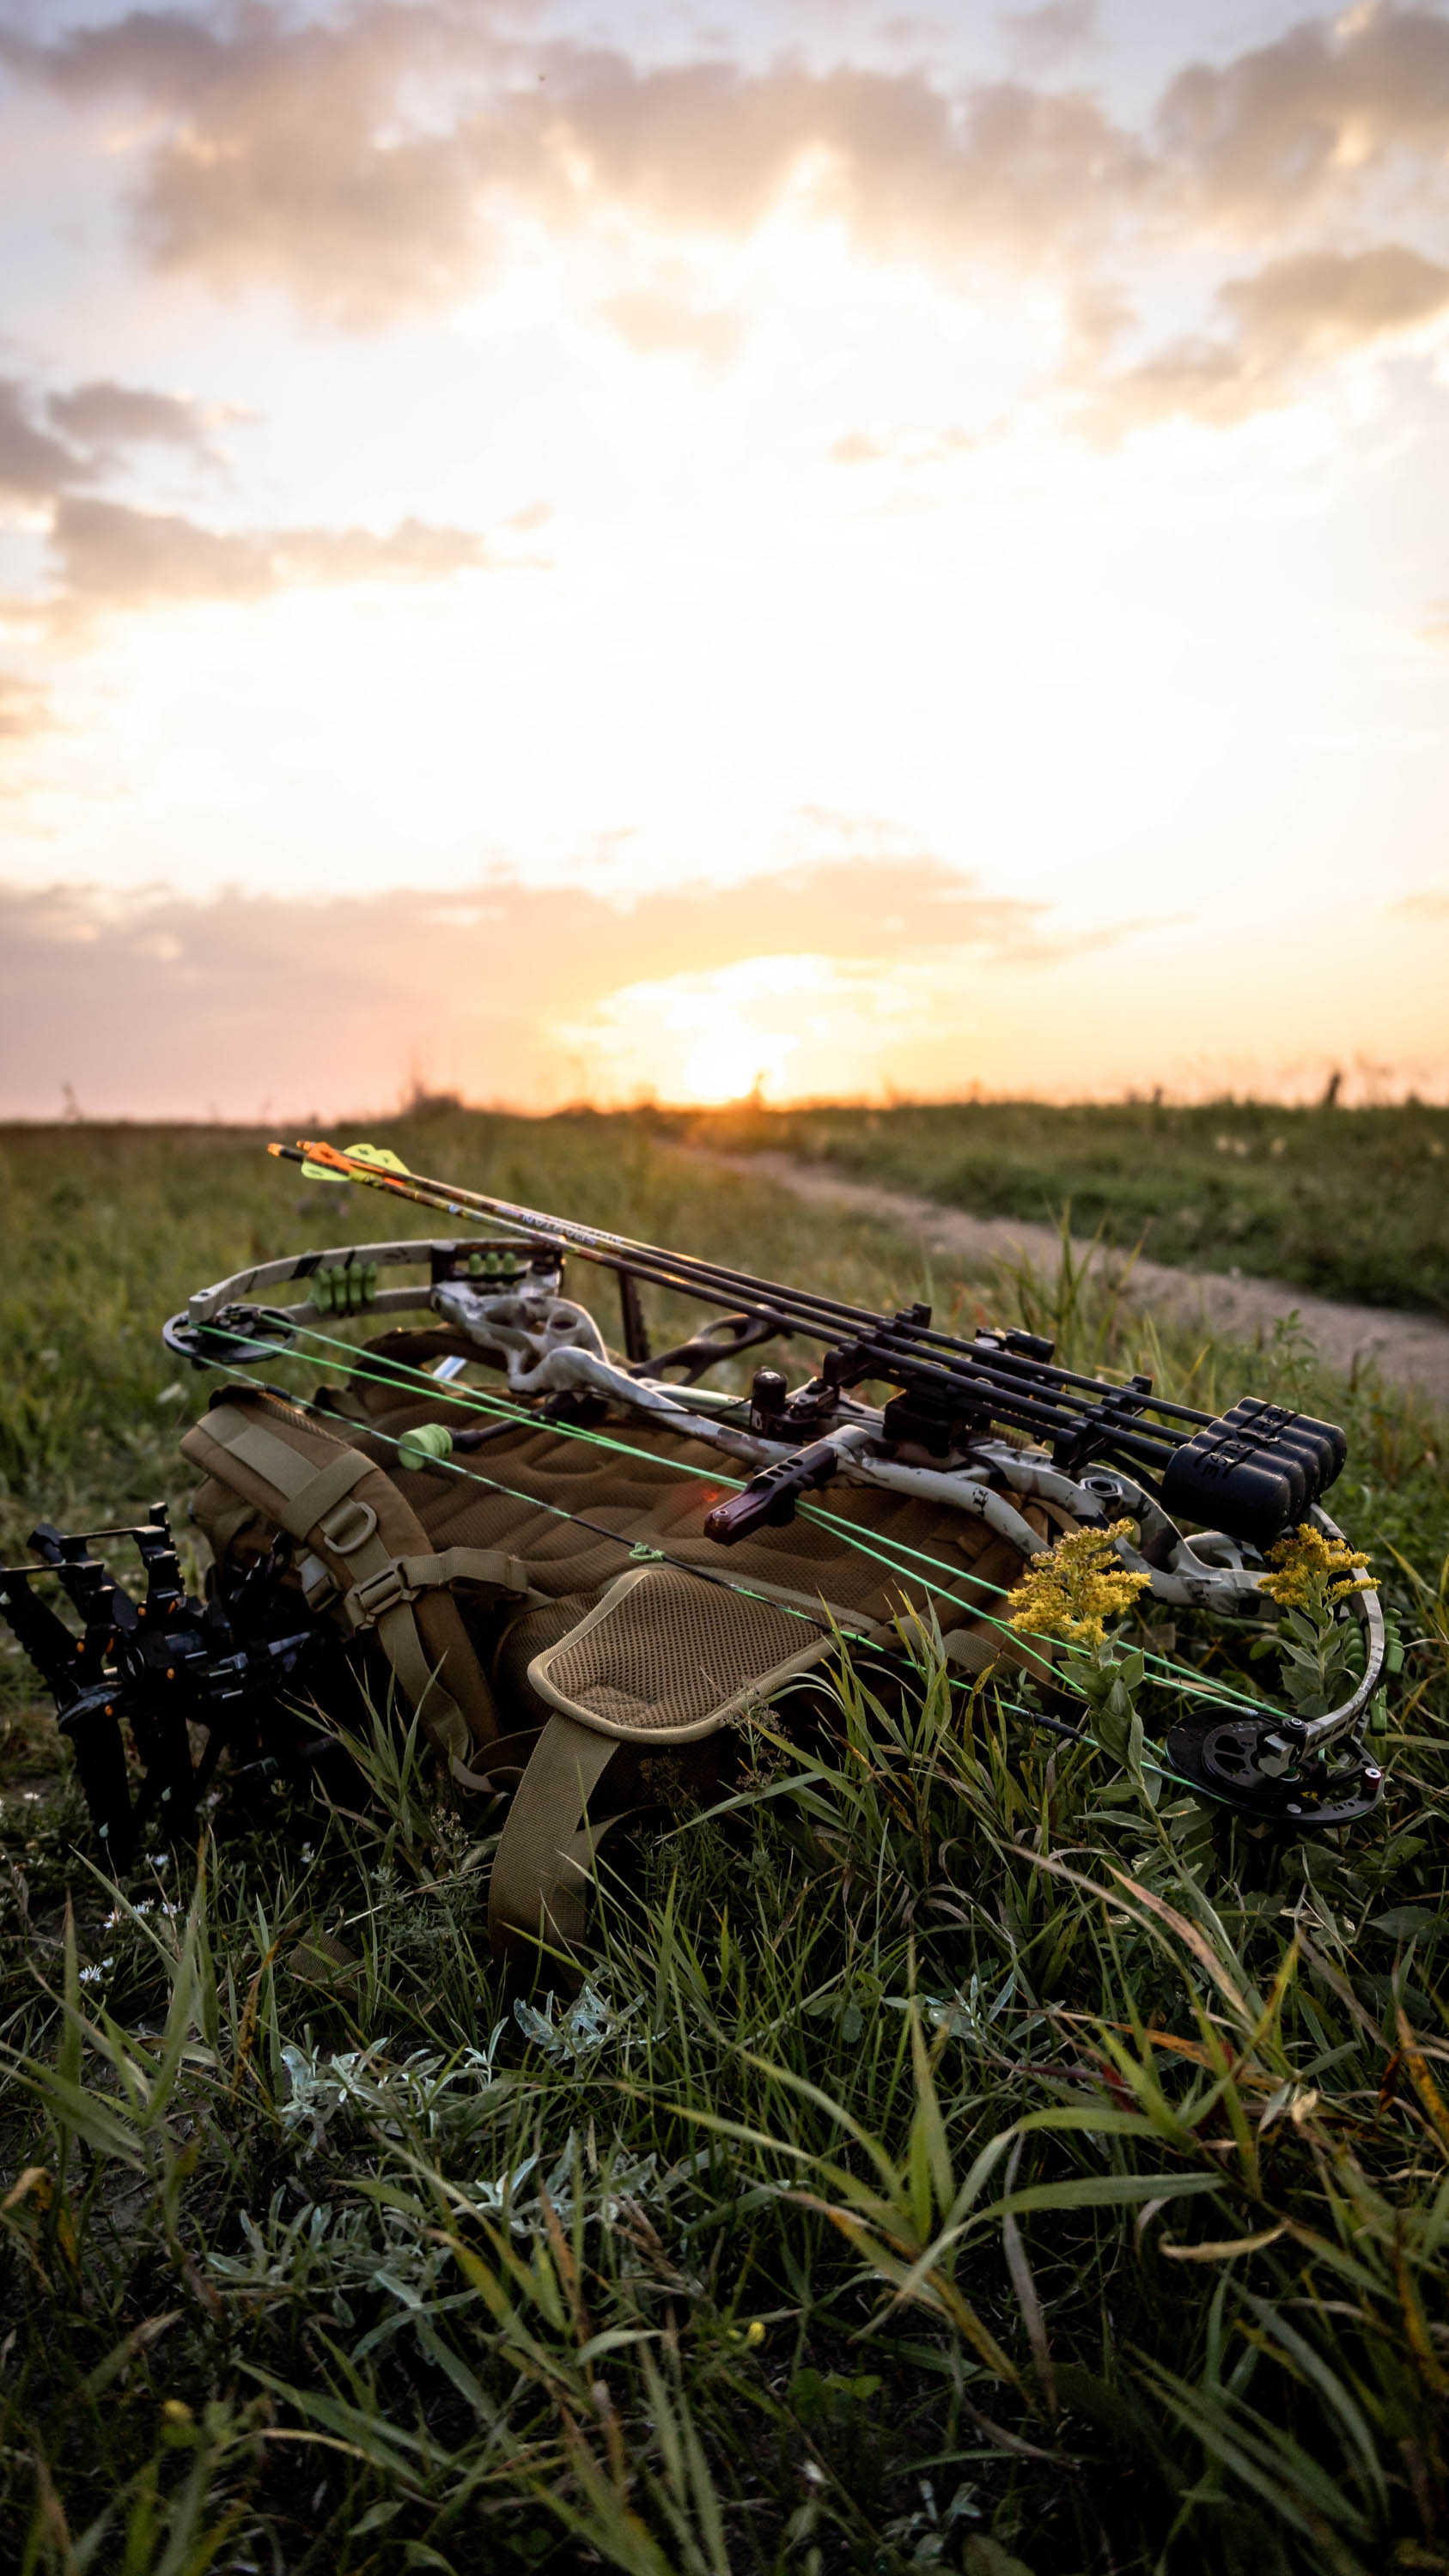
[3,0,1449,1116]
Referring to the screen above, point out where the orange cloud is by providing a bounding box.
[0,859,1114,1119]
[1389,887,1449,921]
[12,3,1449,333]
[0,673,50,739]
[9,1,1448,457]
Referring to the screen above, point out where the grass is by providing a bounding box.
[0,1108,1447,2574]
[672,1098,1449,1321]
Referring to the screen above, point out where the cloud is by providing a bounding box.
[2,372,229,499]
[1000,3,1098,74]
[831,424,983,468]
[1222,241,1449,352]
[46,494,490,627]
[1081,242,1449,434]
[1389,887,1449,920]
[3,6,1148,322]
[0,377,82,501]
[600,286,743,368]
[2,3,503,325]
[0,672,50,738]
[9,0,1449,359]
[0,857,1128,1117]
[1160,4,1449,223]
[7,7,1449,527]
[0,368,531,629]
[46,378,222,462]
[510,58,1148,261]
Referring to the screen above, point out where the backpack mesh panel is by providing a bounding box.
[534,1569,825,1738]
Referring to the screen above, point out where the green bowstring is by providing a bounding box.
[200,1303,1275,1726]
[210,1348,1229,1807]
[214,1303,1279,1719]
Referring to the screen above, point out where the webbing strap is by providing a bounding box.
[206,1407,375,1534]
[195,1399,478,1760]
[450,1728,543,1797]
[342,1546,531,1633]
[487,1711,620,1968]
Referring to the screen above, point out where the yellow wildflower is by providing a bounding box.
[1260,1522,1373,1609]
[1006,1519,1152,1646]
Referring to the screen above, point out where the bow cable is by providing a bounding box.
[207,1340,1243,1809]
[201,1295,1279,1722]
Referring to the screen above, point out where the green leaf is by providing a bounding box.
[985,2173,1224,2223]
[1372,1906,1445,1940]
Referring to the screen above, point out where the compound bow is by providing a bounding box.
[210,1141,1387,1821]
[0,1138,1389,1856]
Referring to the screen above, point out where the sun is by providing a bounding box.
[678,1025,770,1104]
[551,956,816,1104]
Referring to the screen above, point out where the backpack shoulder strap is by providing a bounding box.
[485,1712,624,1970]
[181,1387,521,1759]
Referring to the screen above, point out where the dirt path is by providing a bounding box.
[694,1150,1449,1417]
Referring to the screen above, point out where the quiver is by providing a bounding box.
[184,1336,1070,1971]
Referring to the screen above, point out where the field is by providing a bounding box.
[1,1108,1448,2576]
[674,1100,1449,1321]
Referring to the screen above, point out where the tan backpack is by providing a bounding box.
[182,1327,1063,1971]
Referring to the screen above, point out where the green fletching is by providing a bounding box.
[301,1140,412,1186]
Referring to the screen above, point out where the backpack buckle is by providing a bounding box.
[298,1550,338,1611]
[345,1561,414,1628]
